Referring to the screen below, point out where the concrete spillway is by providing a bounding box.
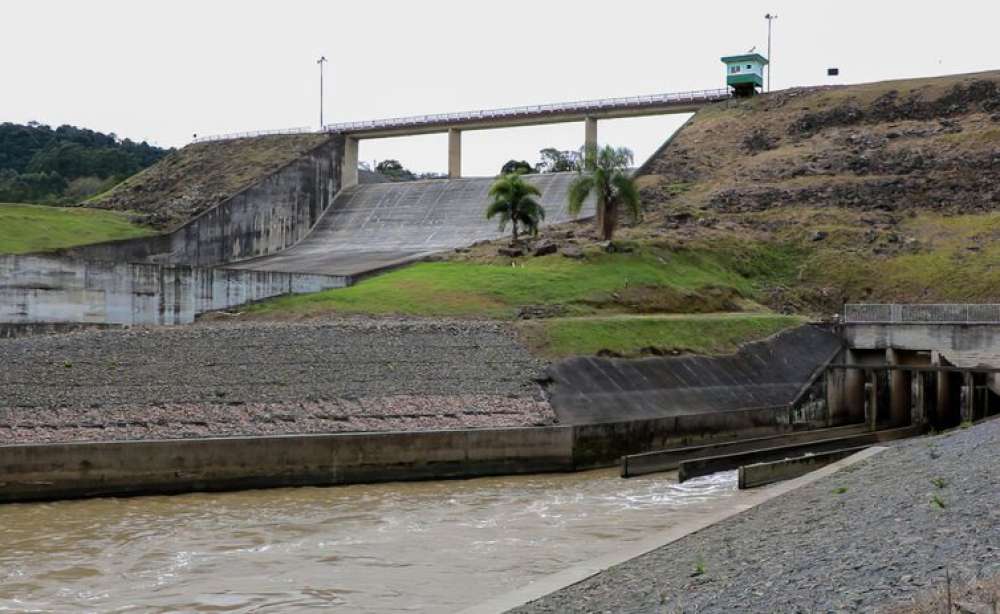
[229,173,593,276]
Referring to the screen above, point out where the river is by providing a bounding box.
[0,469,745,613]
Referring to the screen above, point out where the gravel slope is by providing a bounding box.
[0,317,553,443]
[513,418,1000,613]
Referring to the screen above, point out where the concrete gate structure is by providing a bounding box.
[827,304,1000,430]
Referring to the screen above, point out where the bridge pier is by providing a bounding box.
[448,128,461,179]
[886,348,911,427]
[865,370,879,431]
[342,137,359,189]
[584,117,598,153]
[961,372,975,423]
[911,371,927,425]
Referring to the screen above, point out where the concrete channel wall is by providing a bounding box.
[0,404,808,503]
[0,254,347,326]
[56,135,345,268]
[844,322,1000,353]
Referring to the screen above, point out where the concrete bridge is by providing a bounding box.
[827,304,1000,430]
[326,88,731,186]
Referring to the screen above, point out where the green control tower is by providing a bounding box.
[721,53,769,97]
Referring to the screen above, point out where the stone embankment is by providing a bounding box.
[0,317,553,444]
[513,418,1000,613]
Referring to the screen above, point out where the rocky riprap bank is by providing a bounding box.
[514,418,1000,613]
[0,317,552,443]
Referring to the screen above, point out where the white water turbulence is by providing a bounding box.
[0,469,743,613]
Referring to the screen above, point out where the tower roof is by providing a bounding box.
[721,53,769,65]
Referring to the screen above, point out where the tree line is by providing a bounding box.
[0,122,170,204]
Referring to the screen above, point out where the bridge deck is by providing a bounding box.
[325,88,730,139]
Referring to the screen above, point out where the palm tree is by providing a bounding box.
[567,145,641,241]
[486,173,546,242]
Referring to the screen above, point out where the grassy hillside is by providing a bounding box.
[237,245,802,358]
[237,70,1000,357]
[242,247,774,320]
[87,133,332,229]
[0,203,153,254]
[630,69,1000,311]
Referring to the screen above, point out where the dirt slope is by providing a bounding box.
[641,70,1000,217]
[87,133,332,229]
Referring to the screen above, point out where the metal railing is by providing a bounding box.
[844,304,1000,324]
[191,126,314,144]
[323,88,731,134]
[187,87,732,144]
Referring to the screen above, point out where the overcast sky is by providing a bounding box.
[3,1,998,175]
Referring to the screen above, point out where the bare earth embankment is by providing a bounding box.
[513,419,1000,613]
[0,318,553,443]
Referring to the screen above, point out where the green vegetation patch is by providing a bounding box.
[244,248,767,320]
[518,313,803,359]
[0,203,153,254]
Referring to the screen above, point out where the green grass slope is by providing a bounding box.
[242,248,771,320]
[0,203,153,254]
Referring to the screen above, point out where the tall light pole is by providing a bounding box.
[764,14,777,92]
[317,56,328,128]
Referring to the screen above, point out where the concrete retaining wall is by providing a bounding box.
[546,325,843,425]
[0,403,812,503]
[56,135,345,268]
[737,446,868,489]
[845,323,1000,353]
[571,405,803,469]
[0,427,575,503]
[0,254,346,326]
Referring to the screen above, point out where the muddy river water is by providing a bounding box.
[0,469,746,612]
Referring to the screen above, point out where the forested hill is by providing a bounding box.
[0,122,171,204]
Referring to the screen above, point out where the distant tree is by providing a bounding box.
[567,145,641,241]
[500,159,534,175]
[375,159,417,181]
[375,159,405,174]
[535,147,580,173]
[486,173,546,242]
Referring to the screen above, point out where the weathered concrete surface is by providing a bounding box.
[845,322,1000,353]
[545,324,842,425]
[620,423,870,477]
[737,446,868,489]
[571,407,802,470]
[0,254,346,326]
[228,173,595,276]
[57,135,345,268]
[512,418,1000,613]
[676,424,922,482]
[0,426,576,503]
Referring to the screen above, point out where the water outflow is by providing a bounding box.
[0,469,743,613]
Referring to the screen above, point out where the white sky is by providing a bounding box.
[3,1,998,176]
